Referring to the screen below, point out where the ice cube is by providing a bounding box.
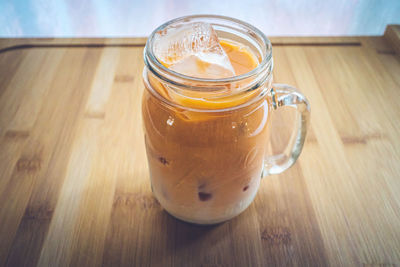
[153,22,235,79]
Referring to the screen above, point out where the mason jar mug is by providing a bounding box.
[142,15,310,224]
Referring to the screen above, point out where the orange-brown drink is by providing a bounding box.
[142,15,310,224]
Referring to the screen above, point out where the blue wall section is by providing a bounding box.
[1,0,400,37]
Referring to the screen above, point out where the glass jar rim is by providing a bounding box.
[144,14,272,87]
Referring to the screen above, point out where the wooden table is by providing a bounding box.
[1,25,400,267]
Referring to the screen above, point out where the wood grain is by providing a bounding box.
[1,25,400,267]
[385,24,400,56]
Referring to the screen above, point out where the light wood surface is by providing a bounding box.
[385,24,400,56]
[1,25,400,266]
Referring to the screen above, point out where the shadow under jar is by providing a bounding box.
[142,15,310,224]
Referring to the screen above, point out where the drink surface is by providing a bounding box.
[219,39,259,76]
[150,39,261,111]
[143,37,270,224]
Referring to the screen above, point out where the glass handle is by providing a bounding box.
[263,84,311,177]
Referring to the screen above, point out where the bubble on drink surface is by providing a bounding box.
[153,22,235,79]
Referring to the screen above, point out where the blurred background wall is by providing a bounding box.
[1,0,400,37]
